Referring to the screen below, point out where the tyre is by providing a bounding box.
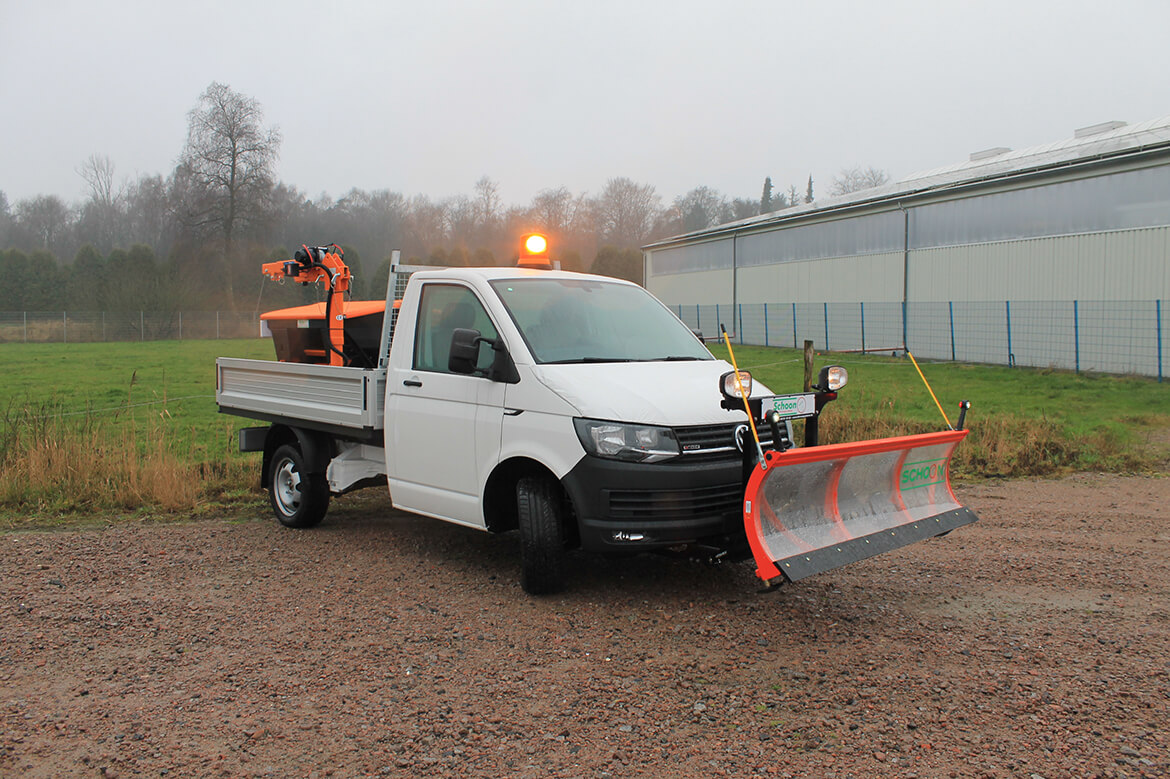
[515,476,567,595]
[268,444,329,528]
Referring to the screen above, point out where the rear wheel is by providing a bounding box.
[268,444,329,528]
[516,476,567,595]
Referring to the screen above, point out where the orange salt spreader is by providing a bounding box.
[260,244,398,368]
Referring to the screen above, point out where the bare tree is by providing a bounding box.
[14,195,72,255]
[179,82,281,306]
[76,154,124,252]
[591,177,662,248]
[830,166,891,196]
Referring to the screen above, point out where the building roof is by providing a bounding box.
[645,115,1170,250]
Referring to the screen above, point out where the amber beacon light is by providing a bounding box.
[518,233,552,268]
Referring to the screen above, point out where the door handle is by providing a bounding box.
[403,380,423,387]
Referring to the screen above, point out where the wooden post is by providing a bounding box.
[802,339,818,447]
[802,339,815,392]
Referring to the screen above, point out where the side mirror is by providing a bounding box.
[448,328,482,374]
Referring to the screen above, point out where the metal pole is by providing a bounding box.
[949,301,956,361]
[1074,300,1080,374]
[763,303,769,347]
[140,311,144,341]
[63,311,67,344]
[695,304,700,336]
[1156,299,1162,383]
[860,302,866,353]
[716,304,721,334]
[791,302,797,348]
[23,312,26,343]
[737,304,743,345]
[179,311,182,341]
[217,311,220,340]
[823,302,829,351]
[102,311,106,342]
[1005,300,1013,367]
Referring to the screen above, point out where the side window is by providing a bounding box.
[413,284,499,374]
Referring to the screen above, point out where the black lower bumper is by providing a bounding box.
[560,454,747,553]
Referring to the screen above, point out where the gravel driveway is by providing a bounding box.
[2,473,1167,778]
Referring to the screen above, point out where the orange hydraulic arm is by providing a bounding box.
[262,244,352,366]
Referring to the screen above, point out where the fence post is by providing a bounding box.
[860,302,866,353]
[1005,300,1014,367]
[63,311,67,344]
[823,302,829,351]
[23,312,26,343]
[179,311,183,341]
[695,304,700,337]
[716,303,721,334]
[1074,300,1080,374]
[902,300,908,352]
[949,301,956,361]
[791,302,797,348]
[1157,299,1163,383]
[102,311,106,342]
[737,304,743,344]
[763,303,769,347]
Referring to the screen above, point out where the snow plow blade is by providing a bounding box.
[743,429,976,583]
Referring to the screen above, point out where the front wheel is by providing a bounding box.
[268,444,329,528]
[515,476,567,595]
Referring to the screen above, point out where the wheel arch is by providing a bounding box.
[261,425,333,488]
[483,456,574,541]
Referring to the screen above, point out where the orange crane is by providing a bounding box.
[261,244,352,367]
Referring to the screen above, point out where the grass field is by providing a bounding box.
[0,339,1166,524]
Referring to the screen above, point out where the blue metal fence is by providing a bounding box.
[677,300,1166,380]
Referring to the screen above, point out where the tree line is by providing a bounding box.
[0,82,886,313]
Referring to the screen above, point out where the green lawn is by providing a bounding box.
[1,338,273,456]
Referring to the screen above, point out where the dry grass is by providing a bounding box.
[0,401,255,522]
[820,404,1156,478]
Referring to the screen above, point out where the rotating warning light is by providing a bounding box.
[524,233,547,255]
[518,232,552,268]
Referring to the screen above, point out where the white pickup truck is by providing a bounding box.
[217,263,791,594]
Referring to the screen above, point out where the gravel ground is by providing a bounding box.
[2,472,1167,778]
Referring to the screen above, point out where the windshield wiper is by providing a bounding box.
[544,357,635,364]
[655,355,702,361]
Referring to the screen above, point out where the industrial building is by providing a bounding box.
[643,117,1170,377]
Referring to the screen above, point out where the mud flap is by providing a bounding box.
[743,429,977,583]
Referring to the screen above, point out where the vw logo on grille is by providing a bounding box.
[733,423,750,453]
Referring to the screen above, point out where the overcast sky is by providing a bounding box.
[3,0,1169,209]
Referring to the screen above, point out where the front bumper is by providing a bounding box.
[560,454,747,553]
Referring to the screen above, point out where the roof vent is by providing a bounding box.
[1074,120,1127,139]
[969,147,1011,162]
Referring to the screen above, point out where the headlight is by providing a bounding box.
[573,418,680,463]
[719,370,752,400]
[817,365,848,391]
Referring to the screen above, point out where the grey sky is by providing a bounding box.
[3,0,1168,208]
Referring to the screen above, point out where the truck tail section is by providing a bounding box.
[743,429,976,583]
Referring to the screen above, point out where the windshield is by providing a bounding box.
[490,277,712,364]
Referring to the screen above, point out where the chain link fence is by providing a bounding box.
[0,312,261,344]
[677,300,1166,379]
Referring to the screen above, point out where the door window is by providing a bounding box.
[413,284,499,373]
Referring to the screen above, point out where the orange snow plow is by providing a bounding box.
[719,327,977,586]
[742,429,976,583]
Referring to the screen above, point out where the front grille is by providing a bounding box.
[606,482,743,520]
[673,422,785,462]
